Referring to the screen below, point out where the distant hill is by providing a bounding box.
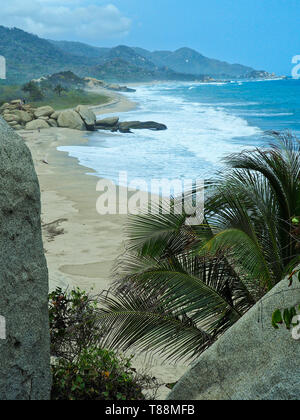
[0,27,89,84]
[132,47,254,78]
[89,58,198,83]
[49,40,109,61]
[0,25,272,85]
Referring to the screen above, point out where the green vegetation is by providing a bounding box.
[0,85,27,106]
[32,89,109,110]
[0,82,110,110]
[49,288,159,401]
[95,132,300,362]
[51,348,146,401]
[272,264,300,330]
[0,25,260,85]
[22,81,44,101]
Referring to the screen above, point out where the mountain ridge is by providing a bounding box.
[0,25,272,85]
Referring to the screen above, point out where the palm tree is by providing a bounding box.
[98,132,300,362]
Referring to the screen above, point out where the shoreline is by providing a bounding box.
[20,92,136,293]
[19,89,189,399]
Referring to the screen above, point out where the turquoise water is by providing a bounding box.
[59,79,300,187]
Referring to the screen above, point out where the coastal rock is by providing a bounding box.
[13,110,33,124]
[107,84,136,93]
[167,277,300,401]
[25,119,50,130]
[118,121,167,131]
[96,116,119,127]
[3,114,20,123]
[48,118,58,127]
[75,105,96,130]
[0,117,51,400]
[0,103,10,111]
[50,111,60,120]
[57,110,86,131]
[118,126,133,133]
[8,121,18,127]
[34,106,55,118]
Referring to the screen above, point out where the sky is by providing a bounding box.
[1,0,299,74]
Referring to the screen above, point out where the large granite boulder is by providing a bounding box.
[13,110,33,124]
[25,119,50,130]
[34,106,54,118]
[50,111,61,120]
[75,105,96,131]
[167,278,300,400]
[57,110,86,131]
[96,116,119,128]
[118,121,167,132]
[0,117,51,400]
[48,118,58,127]
[3,114,21,123]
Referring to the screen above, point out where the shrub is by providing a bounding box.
[49,288,160,400]
[51,347,146,401]
[49,287,105,362]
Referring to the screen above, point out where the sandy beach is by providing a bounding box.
[19,88,189,399]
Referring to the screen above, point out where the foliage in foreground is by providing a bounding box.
[272,264,300,330]
[49,288,159,400]
[49,287,104,361]
[96,132,300,362]
[51,348,146,401]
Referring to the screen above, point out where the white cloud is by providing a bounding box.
[0,1,131,42]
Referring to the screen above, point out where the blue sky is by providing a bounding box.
[1,0,299,74]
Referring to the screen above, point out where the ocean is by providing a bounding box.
[58,79,300,189]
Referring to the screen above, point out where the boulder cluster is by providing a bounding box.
[0,100,97,131]
[0,99,167,133]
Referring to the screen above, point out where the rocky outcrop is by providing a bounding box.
[25,119,50,130]
[167,278,300,401]
[57,110,86,131]
[75,105,96,131]
[95,118,168,133]
[83,77,136,93]
[50,111,61,120]
[0,117,51,400]
[119,121,167,131]
[0,101,41,131]
[48,118,58,127]
[34,106,54,118]
[13,110,33,124]
[0,99,166,134]
[107,84,136,93]
[96,116,119,128]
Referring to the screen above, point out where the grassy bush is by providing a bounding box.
[49,288,105,362]
[0,85,27,106]
[0,84,110,110]
[49,288,160,400]
[51,348,146,401]
[33,89,110,110]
